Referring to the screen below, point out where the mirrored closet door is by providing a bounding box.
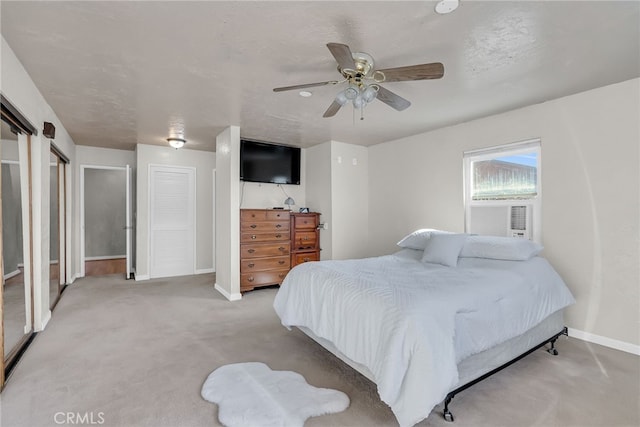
[1,102,34,386]
[50,147,67,310]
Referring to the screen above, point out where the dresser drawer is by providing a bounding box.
[241,243,290,258]
[241,269,289,289]
[293,215,318,229]
[240,231,289,243]
[241,210,267,221]
[241,221,290,232]
[266,210,290,221]
[241,256,289,272]
[293,231,317,249]
[293,252,319,265]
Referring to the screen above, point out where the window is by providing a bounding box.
[464,139,541,242]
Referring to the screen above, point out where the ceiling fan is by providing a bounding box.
[273,43,444,119]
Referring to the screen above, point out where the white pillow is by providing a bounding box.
[397,229,453,250]
[421,234,468,267]
[459,235,543,261]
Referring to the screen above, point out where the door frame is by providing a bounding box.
[79,165,130,278]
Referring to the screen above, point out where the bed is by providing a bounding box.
[273,232,575,426]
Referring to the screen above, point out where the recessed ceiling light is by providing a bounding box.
[299,91,313,97]
[435,0,459,15]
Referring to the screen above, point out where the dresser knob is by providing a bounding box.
[278,247,285,251]
[278,273,285,278]
[248,277,254,282]
[250,224,257,229]
[248,263,255,268]
[251,235,257,239]
[278,260,285,265]
[248,249,255,254]
[275,234,282,238]
[303,257,310,262]
[276,224,282,228]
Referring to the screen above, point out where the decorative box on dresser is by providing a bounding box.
[290,212,321,268]
[240,209,291,292]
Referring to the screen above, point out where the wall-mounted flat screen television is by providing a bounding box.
[240,139,301,185]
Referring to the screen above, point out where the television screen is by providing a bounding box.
[240,139,301,185]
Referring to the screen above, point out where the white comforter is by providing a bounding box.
[273,251,575,426]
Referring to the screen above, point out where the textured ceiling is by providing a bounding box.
[1,1,639,152]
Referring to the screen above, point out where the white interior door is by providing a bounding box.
[149,165,195,279]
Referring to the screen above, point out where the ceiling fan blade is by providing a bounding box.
[323,100,343,118]
[273,81,338,92]
[375,85,411,111]
[378,62,444,82]
[327,43,356,70]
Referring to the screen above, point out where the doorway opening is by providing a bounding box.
[80,165,133,279]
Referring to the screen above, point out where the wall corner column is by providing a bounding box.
[214,126,241,300]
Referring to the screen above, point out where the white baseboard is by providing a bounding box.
[568,328,640,356]
[69,273,80,284]
[214,283,242,301]
[135,274,150,281]
[3,269,21,280]
[195,268,215,275]
[37,310,52,331]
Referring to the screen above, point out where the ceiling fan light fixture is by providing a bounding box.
[335,90,349,106]
[362,85,379,103]
[167,137,186,149]
[299,90,313,97]
[353,95,366,109]
[344,85,359,100]
[435,0,459,15]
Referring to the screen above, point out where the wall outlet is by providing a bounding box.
[318,222,329,230]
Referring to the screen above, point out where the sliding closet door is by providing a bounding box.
[1,116,33,386]
[49,147,67,310]
[49,151,60,308]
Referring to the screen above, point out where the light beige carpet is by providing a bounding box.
[1,273,638,427]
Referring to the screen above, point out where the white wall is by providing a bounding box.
[215,127,241,300]
[305,142,332,260]
[330,141,369,260]
[368,78,640,349]
[304,141,369,261]
[1,37,76,330]
[135,144,215,279]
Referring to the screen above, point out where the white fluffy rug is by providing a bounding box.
[201,362,350,427]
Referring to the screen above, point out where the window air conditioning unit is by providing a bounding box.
[510,205,531,239]
[468,204,535,241]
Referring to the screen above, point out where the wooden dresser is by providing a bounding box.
[290,212,321,268]
[240,209,291,292]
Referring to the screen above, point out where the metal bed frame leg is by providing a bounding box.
[440,327,568,422]
[443,394,454,422]
[546,327,568,356]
